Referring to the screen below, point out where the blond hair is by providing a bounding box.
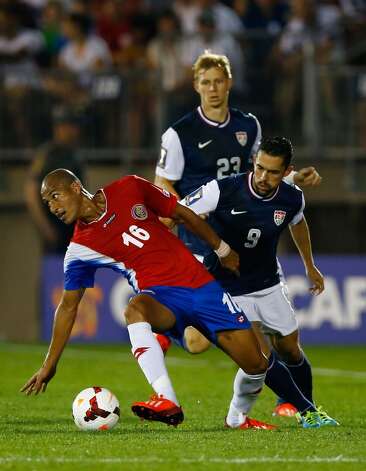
[193,51,232,80]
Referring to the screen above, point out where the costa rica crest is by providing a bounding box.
[131,204,148,220]
[235,131,247,146]
[274,210,286,226]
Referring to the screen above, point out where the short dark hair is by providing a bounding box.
[259,136,293,168]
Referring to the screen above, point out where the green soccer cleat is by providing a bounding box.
[296,410,321,429]
[316,406,340,426]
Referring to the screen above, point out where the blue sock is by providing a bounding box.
[265,352,315,414]
[284,353,313,403]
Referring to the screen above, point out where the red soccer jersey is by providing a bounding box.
[64,175,213,291]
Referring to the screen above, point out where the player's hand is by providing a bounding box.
[306,265,324,295]
[219,249,240,276]
[20,364,56,396]
[159,216,176,230]
[294,167,322,187]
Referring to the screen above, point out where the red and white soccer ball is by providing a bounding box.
[72,387,120,431]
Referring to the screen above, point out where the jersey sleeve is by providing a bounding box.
[290,192,305,225]
[64,248,97,290]
[155,127,184,181]
[248,113,262,157]
[179,180,220,215]
[283,170,296,185]
[133,176,178,218]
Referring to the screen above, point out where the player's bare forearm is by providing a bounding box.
[21,289,84,395]
[289,218,315,272]
[290,218,324,295]
[172,203,221,250]
[172,203,239,272]
[154,175,180,198]
[44,292,83,367]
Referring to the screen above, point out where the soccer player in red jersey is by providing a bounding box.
[21,168,275,430]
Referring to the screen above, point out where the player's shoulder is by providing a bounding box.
[279,179,303,202]
[170,109,198,133]
[230,108,260,126]
[104,174,144,191]
[161,110,198,147]
[217,172,246,195]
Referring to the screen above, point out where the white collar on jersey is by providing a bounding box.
[197,106,231,128]
[82,188,108,225]
[248,172,279,201]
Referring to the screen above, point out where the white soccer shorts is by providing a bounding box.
[233,282,298,337]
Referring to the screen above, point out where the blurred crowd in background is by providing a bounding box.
[0,0,366,151]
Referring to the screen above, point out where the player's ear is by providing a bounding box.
[284,165,294,177]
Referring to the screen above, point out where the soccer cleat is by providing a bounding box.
[131,394,184,426]
[316,406,339,426]
[295,410,321,429]
[154,333,172,356]
[225,416,277,430]
[272,402,298,417]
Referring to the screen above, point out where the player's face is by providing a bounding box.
[41,181,82,224]
[194,67,232,110]
[253,151,291,196]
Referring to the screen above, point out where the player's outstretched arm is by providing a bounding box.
[172,202,239,273]
[21,288,85,395]
[289,217,324,295]
[293,167,322,187]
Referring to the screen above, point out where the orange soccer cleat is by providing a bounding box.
[131,394,184,426]
[154,333,172,355]
[272,402,298,417]
[225,416,277,430]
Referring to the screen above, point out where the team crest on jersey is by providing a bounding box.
[184,187,203,206]
[235,131,247,146]
[131,204,148,220]
[274,210,286,226]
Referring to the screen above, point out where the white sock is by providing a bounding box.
[226,368,266,427]
[128,322,179,405]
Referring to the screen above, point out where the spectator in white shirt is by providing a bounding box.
[59,12,112,85]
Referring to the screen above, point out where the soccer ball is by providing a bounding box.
[72,386,120,431]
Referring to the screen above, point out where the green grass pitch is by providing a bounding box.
[1,343,366,471]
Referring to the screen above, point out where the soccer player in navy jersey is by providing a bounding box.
[154,51,322,417]
[21,168,278,430]
[178,137,339,428]
[154,51,321,260]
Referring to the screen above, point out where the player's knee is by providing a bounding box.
[277,344,302,365]
[184,327,211,354]
[124,300,147,325]
[244,354,268,375]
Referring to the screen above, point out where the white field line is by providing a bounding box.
[0,455,364,465]
[2,343,366,379]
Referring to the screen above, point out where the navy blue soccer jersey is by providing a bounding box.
[181,172,305,295]
[155,106,261,256]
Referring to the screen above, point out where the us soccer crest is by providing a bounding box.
[131,204,148,220]
[235,131,247,147]
[274,210,286,226]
